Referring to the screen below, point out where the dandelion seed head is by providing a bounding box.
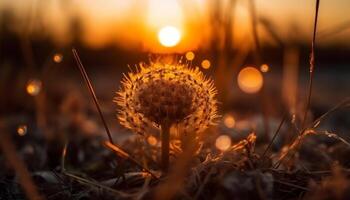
[115,60,218,136]
[136,80,193,124]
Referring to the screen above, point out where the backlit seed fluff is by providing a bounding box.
[115,61,218,135]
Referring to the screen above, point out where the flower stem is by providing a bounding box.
[161,123,170,172]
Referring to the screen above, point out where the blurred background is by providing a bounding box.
[1,0,350,142]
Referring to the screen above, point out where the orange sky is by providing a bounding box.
[0,0,349,52]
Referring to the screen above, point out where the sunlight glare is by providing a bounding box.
[158,26,181,47]
[17,125,27,136]
[237,67,263,94]
[224,114,235,128]
[201,59,211,69]
[260,64,269,73]
[26,79,42,96]
[147,135,158,146]
[186,51,195,61]
[53,53,63,63]
[215,135,232,151]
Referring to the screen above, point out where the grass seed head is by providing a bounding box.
[115,60,218,135]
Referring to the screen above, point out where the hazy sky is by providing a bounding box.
[0,0,349,51]
[256,0,350,44]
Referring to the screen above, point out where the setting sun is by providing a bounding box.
[158,26,181,47]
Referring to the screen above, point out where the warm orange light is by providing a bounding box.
[53,53,63,63]
[104,141,129,159]
[17,125,27,136]
[185,51,195,61]
[224,114,235,128]
[201,59,211,69]
[237,67,263,94]
[158,26,181,47]
[147,135,158,146]
[260,64,269,73]
[215,135,232,151]
[235,120,251,130]
[26,79,42,96]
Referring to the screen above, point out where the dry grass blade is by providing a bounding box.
[274,180,310,191]
[274,98,350,168]
[274,0,321,169]
[261,113,287,159]
[104,141,159,179]
[194,167,214,200]
[104,141,130,159]
[72,48,115,144]
[60,140,130,197]
[63,171,128,196]
[311,98,350,128]
[274,131,312,169]
[72,48,159,180]
[301,0,320,129]
[0,127,43,200]
[317,131,350,147]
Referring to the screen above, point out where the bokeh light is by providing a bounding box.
[215,135,232,151]
[147,135,158,146]
[185,51,195,61]
[260,64,269,73]
[237,67,263,94]
[158,26,181,47]
[53,53,63,63]
[26,79,42,96]
[17,125,27,136]
[224,114,235,128]
[201,59,211,69]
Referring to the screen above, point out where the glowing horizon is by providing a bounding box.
[0,0,349,52]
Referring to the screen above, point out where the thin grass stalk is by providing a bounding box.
[261,113,287,159]
[60,140,128,197]
[275,0,321,169]
[72,49,158,178]
[104,141,158,179]
[72,48,114,144]
[301,0,320,129]
[0,126,43,200]
[274,98,350,168]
